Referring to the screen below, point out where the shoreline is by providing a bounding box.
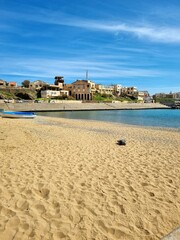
[36,114,180,132]
[0,116,180,239]
[31,107,170,112]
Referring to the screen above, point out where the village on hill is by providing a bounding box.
[0,76,180,106]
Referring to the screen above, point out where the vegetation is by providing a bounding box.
[92,93,115,102]
[92,93,136,102]
[0,91,15,99]
[155,97,175,104]
[118,96,136,102]
[0,89,37,100]
[22,80,30,88]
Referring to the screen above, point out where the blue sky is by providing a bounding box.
[0,0,180,94]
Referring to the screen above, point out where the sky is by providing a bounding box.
[0,0,180,94]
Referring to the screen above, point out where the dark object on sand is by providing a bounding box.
[117,139,126,145]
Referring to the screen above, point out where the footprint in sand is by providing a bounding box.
[36,188,50,199]
[168,179,173,184]
[35,204,46,214]
[128,185,135,192]
[25,189,32,196]
[6,216,20,229]
[16,199,29,211]
[149,192,155,197]
[96,220,131,239]
[53,232,66,239]
[119,204,126,214]
[21,223,29,230]
[141,182,149,187]
[1,207,16,217]
[112,201,126,215]
[53,201,60,209]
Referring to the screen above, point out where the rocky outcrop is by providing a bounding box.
[0,88,37,100]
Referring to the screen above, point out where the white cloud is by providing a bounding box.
[19,7,180,44]
[62,20,180,43]
[0,57,160,81]
[1,7,180,43]
[33,14,180,43]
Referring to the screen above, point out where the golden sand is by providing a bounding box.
[0,116,179,240]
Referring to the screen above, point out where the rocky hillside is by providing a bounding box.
[0,88,37,100]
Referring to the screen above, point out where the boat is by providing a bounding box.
[1,111,36,119]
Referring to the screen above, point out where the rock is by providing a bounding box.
[117,139,126,145]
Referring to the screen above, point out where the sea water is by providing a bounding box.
[37,109,180,129]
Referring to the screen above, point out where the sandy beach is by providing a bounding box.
[0,116,179,240]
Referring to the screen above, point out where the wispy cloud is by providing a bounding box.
[58,20,180,44]
[27,8,180,43]
[1,8,180,44]
[0,56,160,82]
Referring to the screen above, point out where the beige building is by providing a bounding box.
[138,91,149,98]
[64,80,96,100]
[121,86,138,97]
[29,80,48,90]
[0,79,7,87]
[96,84,122,96]
[113,84,122,96]
[173,92,180,99]
[95,84,114,95]
[154,93,174,98]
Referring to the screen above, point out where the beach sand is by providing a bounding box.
[0,116,179,240]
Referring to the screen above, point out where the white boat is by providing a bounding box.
[1,111,36,119]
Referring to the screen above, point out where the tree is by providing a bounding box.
[22,80,30,88]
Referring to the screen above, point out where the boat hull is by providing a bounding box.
[1,111,36,119]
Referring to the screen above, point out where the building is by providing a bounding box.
[41,89,69,98]
[29,80,48,90]
[138,91,149,98]
[173,92,180,99]
[54,76,64,89]
[121,86,138,97]
[153,93,174,99]
[41,84,68,98]
[113,84,122,96]
[8,82,17,87]
[95,84,114,95]
[64,80,96,100]
[0,79,7,87]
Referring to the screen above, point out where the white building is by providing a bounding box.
[41,84,69,98]
[113,84,122,96]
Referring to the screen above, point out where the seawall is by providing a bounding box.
[0,102,170,112]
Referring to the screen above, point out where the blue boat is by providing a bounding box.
[1,111,36,119]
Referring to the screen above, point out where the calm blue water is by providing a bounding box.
[37,109,180,129]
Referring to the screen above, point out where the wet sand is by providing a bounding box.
[0,116,179,240]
